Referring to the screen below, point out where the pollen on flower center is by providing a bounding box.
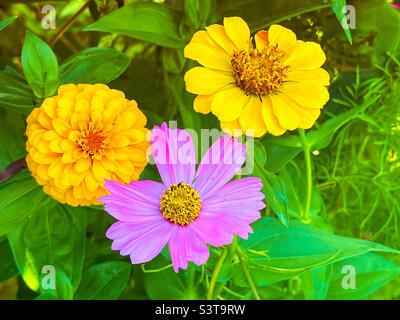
[231,43,289,96]
[160,182,201,226]
[77,122,109,158]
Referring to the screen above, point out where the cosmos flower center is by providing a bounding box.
[160,182,202,226]
[231,43,289,96]
[77,121,109,158]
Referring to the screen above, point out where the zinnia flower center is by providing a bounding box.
[231,43,289,96]
[160,182,202,226]
[78,122,108,158]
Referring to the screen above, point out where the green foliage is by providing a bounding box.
[85,2,187,48]
[0,0,399,301]
[0,16,17,32]
[0,171,55,237]
[75,261,131,300]
[21,30,59,99]
[59,47,130,84]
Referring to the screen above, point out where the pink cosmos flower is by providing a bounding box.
[99,123,265,272]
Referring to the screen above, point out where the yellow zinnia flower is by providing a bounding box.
[184,17,330,137]
[26,83,150,207]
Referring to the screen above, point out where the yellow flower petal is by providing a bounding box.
[220,119,243,137]
[280,82,329,108]
[284,41,326,70]
[239,96,267,137]
[211,86,249,122]
[286,68,330,86]
[261,96,287,136]
[184,30,232,71]
[193,94,214,114]
[278,94,321,129]
[223,17,250,51]
[269,94,299,131]
[205,24,237,55]
[268,24,297,55]
[184,67,234,95]
[254,30,269,51]
[75,158,91,172]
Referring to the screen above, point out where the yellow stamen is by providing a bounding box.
[160,182,201,226]
[231,42,289,96]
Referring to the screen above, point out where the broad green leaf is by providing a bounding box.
[0,171,54,237]
[85,2,186,49]
[0,108,27,170]
[263,143,302,173]
[21,30,59,99]
[59,47,130,85]
[0,70,35,114]
[217,0,330,32]
[233,217,399,287]
[246,140,288,225]
[0,16,17,32]
[329,0,352,44]
[8,204,87,294]
[75,261,131,300]
[143,255,187,300]
[325,253,400,300]
[0,237,18,282]
[301,264,333,300]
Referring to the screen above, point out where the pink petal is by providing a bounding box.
[201,177,265,223]
[193,135,246,199]
[168,226,210,272]
[99,179,166,221]
[107,219,176,264]
[151,122,196,186]
[190,211,256,247]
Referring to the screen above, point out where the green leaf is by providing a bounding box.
[279,164,322,219]
[84,2,186,49]
[59,47,130,85]
[0,70,35,114]
[0,171,54,237]
[8,203,87,294]
[246,140,288,225]
[185,0,212,28]
[0,16,17,32]
[329,0,352,44]
[0,237,18,282]
[301,264,333,300]
[143,255,187,300]
[325,253,400,300]
[233,217,399,287]
[75,261,131,300]
[21,30,59,99]
[217,0,330,32]
[0,108,27,170]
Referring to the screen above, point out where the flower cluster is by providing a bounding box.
[184,17,330,137]
[26,83,150,206]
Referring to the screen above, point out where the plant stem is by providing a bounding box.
[48,1,90,47]
[299,129,312,222]
[207,247,228,300]
[236,248,260,300]
[0,158,27,184]
[186,267,197,300]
